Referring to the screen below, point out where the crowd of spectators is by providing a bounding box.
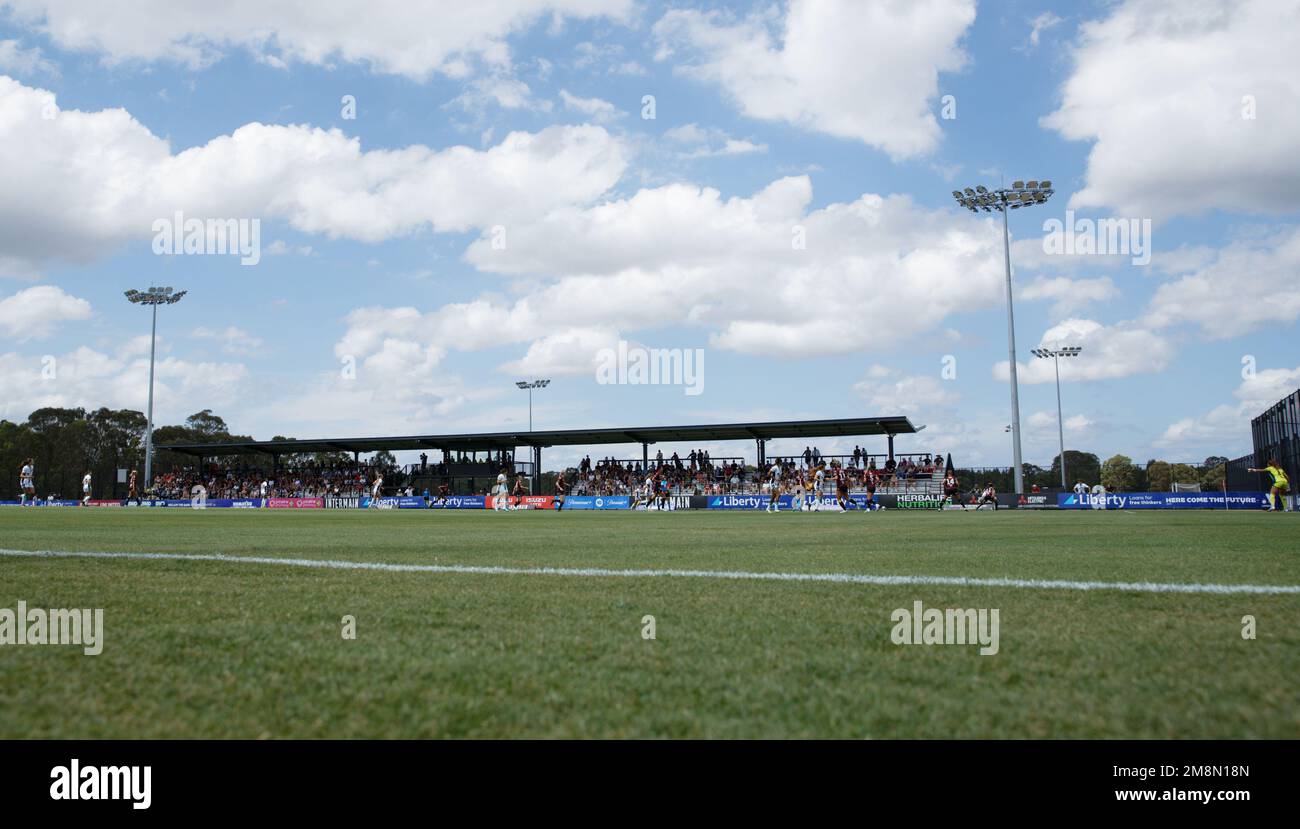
[150,460,402,500]
[558,448,948,496]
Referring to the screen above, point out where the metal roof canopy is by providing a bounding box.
[158,416,921,457]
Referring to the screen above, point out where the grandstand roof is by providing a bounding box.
[158,416,921,457]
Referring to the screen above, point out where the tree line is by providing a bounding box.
[955,450,1230,494]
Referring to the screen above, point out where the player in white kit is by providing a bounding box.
[368,473,384,508]
[765,461,783,513]
[19,459,35,506]
[493,469,509,511]
[808,465,826,512]
[82,470,92,506]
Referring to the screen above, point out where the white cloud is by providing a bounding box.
[1024,12,1063,50]
[0,285,91,341]
[1157,365,1300,453]
[996,317,1175,384]
[558,89,621,121]
[1042,0,1300,218]
[663,123,767,158]
[3,0,633,80]
[192,325,264,356]
[0,76,627,274]
[653,0,975,159]
[499,326,621,376]
[854,368,959,417]
[0,39,58,75]
[1020,275,1119,316]
[0,345,247,423]
[1143,226,1300,338]
[457,176,1009,357]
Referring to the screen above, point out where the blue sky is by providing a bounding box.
[1,0,1298,469]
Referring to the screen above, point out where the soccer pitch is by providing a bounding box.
[1,508,1297,739]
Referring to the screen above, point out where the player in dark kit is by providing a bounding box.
[553,473,568,511]
[863,468,878,511]
[432,482,451,507]
[942,469,965,509]
[834,464,853,511]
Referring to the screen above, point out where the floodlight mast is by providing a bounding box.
[515,379,550,432]
[125,287,187,490]
[951,180,1054,495]
[1032,345,1082,488]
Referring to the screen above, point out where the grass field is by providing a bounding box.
[1,507,1297,739]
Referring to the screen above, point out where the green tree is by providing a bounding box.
[1052,451,1101,487]
[1146,460,1172,492]
[1101,454,1140,492]
[1170,463,1200,486]
[1200,463,1226,491]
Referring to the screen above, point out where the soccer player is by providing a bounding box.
[834,463,852,512]
[975,482,998,510]
[656,473,672,511]
[1248,459,1290,511]
[19,458,35,506]
[127,468,139,506]
[82,470,92,507]
[493,468,509,511]
[511,474,527,510]
[942,469,965,510]
[765,460,783,513]
[863,467,878,511]
[368,472,384,508]
[630,474,650,510]
[433,482,451,507]
[553,472,568,511]
[809,464,826,512]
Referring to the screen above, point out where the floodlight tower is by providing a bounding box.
[951,180,1055,495]
[1031,346,1083,488]
[515,379,551,432]
[125,286,188,489]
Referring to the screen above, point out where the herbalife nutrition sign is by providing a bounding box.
[895,494,943,510]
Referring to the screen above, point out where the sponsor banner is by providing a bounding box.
[632,494,694,510]
[1019,493,1055,509]
[0,499,82,507]
[225,499,261,509]
[425,495,485,509]
[558,496,631,510]
[266,497,324,509]
[115,499,194,508]
[1058,491,1269,510]
[709,494,883,510]
[894,494,944,510]
[486,495,556,510]
[706,494,770,510]
[324,497,360,509]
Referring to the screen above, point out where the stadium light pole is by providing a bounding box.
[1031,346,1082,489]
[515,379,550,432]
[124,286,188,490]
[952,179,1054,495]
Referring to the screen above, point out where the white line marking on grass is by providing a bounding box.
[2,548,1298,595]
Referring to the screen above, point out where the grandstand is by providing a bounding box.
[159,415,931,498]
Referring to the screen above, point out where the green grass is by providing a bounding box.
[1,508,1298,738]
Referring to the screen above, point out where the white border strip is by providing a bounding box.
[2,548,1297,595]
